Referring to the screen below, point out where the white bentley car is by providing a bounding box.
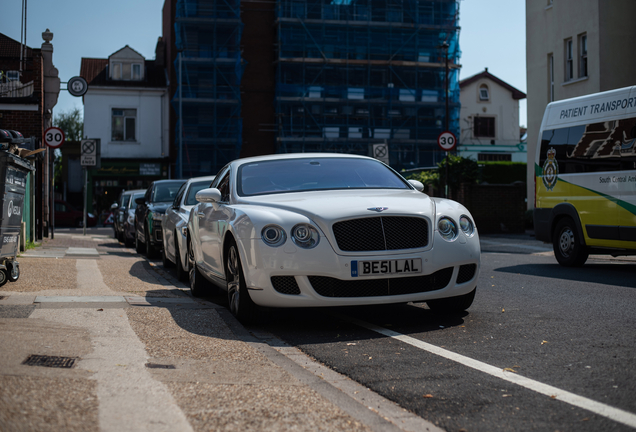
[161,176,216,281]
[187,153,480,322]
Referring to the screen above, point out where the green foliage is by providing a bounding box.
[479,161,527,184]
[54,107,83,142]
[405,169,440,190]
[438,154,479,195]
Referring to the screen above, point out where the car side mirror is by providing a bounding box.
[135,197,145,205]
[110,202,119,210]
[408,179,424,192]
[195,188,222,204]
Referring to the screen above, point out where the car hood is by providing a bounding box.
[236,189,435,228]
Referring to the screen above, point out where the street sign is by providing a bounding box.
[372,142,390,165]
[44,127,65,148]
[67,76,88,97]
[81,139,98,167]
[437,131,456,152]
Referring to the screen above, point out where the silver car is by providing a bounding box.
[121,190,146,247]
[161,176,215,280]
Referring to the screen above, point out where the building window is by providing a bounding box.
[4,70,20,81]
[112,109,137,141]
[112,63,122,80]
[579,33,588,78]
[132,63,142,80]
[474,117,495,138]
[565,38,573,81]
[479,84,489,101]
[548,53,554,101]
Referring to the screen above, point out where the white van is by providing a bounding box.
[533,86,636,266]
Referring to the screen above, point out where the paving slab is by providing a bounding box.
[35,296,127,303]
[65,247,100,257]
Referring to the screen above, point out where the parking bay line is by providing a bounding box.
[344,316,636,429]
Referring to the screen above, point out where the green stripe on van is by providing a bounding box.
[558,178,636,216]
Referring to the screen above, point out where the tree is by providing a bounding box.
[405,155,479,198]
[54,107,83,142]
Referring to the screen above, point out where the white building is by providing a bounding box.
[458,68,527,162]
[80,42,169,212]
[525,0,636,208]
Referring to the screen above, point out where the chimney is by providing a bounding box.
[155,37,165,67]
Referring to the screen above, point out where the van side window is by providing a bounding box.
[539,118,636,174]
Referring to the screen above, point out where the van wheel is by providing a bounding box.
[553,217,589,267]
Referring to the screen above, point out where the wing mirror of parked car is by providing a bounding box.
[408,179,424,192]
[196,188,222,210]
[110,202,119,210]
[135,197,146,206]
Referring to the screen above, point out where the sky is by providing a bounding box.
[1,0,527,127]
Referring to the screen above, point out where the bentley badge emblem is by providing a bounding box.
[367,207,389,212]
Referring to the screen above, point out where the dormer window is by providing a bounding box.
[479,84,490,101]
[112,63,122,80]
[132,64,141,80]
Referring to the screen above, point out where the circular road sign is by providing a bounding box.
[437,131,457,151]
[44,127,65,149]
[67,76,88,97]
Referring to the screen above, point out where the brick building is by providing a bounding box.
[0,30,60,241]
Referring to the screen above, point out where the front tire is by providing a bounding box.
[553,217,588,267]
[135,225,146,254]
[427,288,476,314]
[162,243,173,268]
[226,241,258,322]
[175,238,187,282]
[187,235,210,297]
[145,225,158,259]
[6,262,19,282]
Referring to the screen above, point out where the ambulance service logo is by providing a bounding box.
[542,147,559,191]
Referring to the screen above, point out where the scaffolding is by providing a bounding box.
[275,0,461,169]
[173,0,244,178]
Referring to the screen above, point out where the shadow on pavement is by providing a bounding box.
[494,262,636,288]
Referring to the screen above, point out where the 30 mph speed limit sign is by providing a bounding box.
[437,131,456,151]
[44,127,65,149]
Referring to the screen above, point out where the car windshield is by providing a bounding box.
[238,157,410,196]
[151,181,185,202]
[130,193,144,209]
[185,180,214,205]
[120,193,131,207]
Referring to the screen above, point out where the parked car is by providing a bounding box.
[135,179,186,258]
[161,176,216,281]
[112,189,145,244]
[54,200,97,228]
[122,190,146,247]
[186,153,481,322]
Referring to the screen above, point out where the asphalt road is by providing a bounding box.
[258,235,636,432]
[87,226,636,432]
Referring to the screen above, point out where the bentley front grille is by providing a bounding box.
[332,216,428,252]
[308,267,453,298]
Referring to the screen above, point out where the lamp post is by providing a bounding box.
[439,41,450,198]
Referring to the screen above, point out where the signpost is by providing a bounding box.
[372,141,389,165]
[81,139,100,235]
[67,76,88,97]
[438,131,456,198]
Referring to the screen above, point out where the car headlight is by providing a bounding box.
[438,217,458,241]
[261,225,286,247]
[127,215,134,224]
[151,211,163,221]
[459,215,475,237]
[291,223,320,249]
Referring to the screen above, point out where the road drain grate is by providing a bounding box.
[145,363,176,369]
[22,355,77,368]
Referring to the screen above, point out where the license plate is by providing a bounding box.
[351,258,422,277]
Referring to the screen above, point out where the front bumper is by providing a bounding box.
[239,233,480,308]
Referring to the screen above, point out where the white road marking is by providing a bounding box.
[345,317,636,429]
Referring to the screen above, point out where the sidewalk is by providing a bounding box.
[0,231,440,432]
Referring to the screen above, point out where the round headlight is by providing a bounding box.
[438,217,458,241]
[261,225,286,247]
[459,215,474,236]
[291,223,320,249]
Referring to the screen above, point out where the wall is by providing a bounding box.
[455,182,526,234]
[83,88,169,159]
